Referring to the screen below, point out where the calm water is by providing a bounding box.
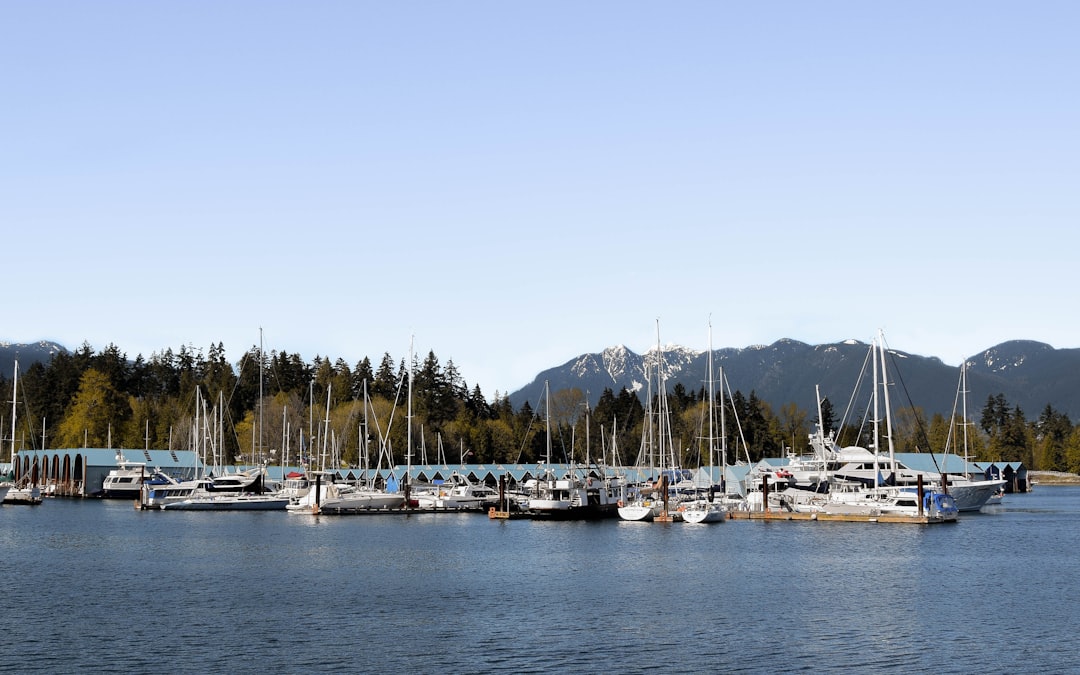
[2,488,1077,674]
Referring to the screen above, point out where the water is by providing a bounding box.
[2,488,1077,674]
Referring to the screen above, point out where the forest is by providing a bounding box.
[3,341,1080,473]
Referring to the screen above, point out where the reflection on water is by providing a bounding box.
[3,488,1078,673]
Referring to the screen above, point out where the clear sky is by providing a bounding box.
[3,1,1077,398]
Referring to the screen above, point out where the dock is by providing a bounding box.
[488,507,529,519]
[727,510,953,524]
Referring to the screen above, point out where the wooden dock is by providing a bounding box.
[488,507,529,519]
[727,509,953,524]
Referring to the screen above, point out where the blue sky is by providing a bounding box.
[3,1,1077,397]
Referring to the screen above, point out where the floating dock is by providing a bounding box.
[727,510,953,524]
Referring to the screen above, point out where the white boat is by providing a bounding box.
[143,475,217,508]
[617,478,666,522]
[619,323,683,522]
[161,492,291,511]
[679,323,728,525]
[100,455,151,499]
[2,483,42,505]
[287,472,405,514]
[810,332,958,521]
[679,493,727,523]
[413,472,497,510]
[2,361,43,506]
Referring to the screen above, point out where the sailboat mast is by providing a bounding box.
[321,383,332,472]
[406,336,414,493]
[720,366,728,492]
[877,330,897,477]
[707,321,717,474]
[544,380,552,465]
[815,384,826,485]
[259,328,264,466]
[871,337,881,488]
[961,361,971,477]
[10,360,18,464]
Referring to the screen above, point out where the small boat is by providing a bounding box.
[414,472,497,510]
[160,492,291,511]
[287,473,405,514]
[2,481,42,506]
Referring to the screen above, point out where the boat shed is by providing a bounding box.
[972,461,1030,492]
[11,448,199,498]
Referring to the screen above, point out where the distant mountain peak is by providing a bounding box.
[509,338,1080,420]
[977,340,1055,373]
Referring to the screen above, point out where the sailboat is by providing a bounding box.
[814,331,958,520]
[617,321,682,520]
[933,361,1007,512]
[2,360,42,505]
[287,380,405,514]
[680,322,727,524]
[161,333,288,511]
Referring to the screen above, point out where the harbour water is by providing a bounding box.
[3,487,1078,673]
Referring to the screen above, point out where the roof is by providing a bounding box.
[15,448,199,469]
[894,452,982,474]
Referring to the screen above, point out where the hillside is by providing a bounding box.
[507,339,1080,421]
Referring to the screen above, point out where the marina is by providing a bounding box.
[2,485,1077,673]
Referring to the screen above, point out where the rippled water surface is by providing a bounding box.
[2,488,1076,673]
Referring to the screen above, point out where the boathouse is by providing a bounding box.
[972,461,1030,492]
[10,448,199,497]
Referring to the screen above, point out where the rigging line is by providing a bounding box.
[880,336,943,474]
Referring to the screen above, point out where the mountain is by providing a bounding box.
[508,339,1080,421]
[0,341,68,377]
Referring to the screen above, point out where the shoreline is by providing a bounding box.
[1029,471,1080,485]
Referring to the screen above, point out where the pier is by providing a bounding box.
[727,510,954,524]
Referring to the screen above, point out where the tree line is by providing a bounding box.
[3,342,1078,473]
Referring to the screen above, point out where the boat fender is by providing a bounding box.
[617,500,624,508]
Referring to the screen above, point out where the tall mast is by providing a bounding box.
[9,360,18,464]
[259,327,264,466]
[707,320,717,475]
[406,336,414,491]
[878,329,897,477]
[961,360,970,477]
[544,380,551,465]
[871,336,881,488]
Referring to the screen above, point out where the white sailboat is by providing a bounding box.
[2,360,42,505]
[619,322,680,522]
[681,322,727,524]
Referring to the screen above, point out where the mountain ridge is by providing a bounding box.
[508,338,1080,421]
